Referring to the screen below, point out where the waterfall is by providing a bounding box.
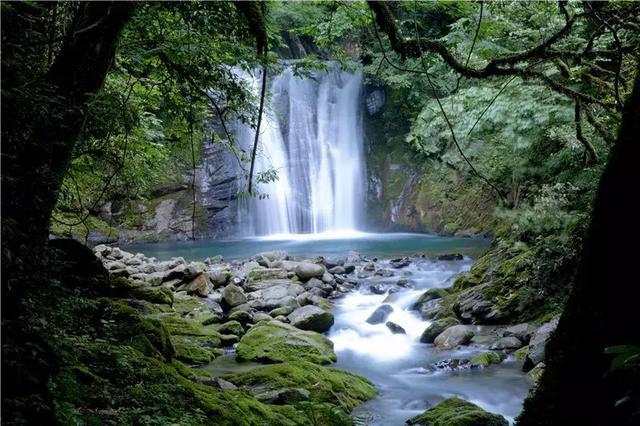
[236,66,366,236]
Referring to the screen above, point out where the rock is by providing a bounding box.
[129,286,174,306]
[255,387,311,404]
[489,336,523,350]
[430,358,471,372]
[257,250,288,263]
[244,278,292,292]
[204,255,224,265]
[523,318,559,371]
[246,268,288,283]
[454,284,503,324]
[249,282,304,311]
[363,262,375,272]
[346,251,362,263]
[235,320,336,364]
[321,272,334,283]
[469,352,503,368]
[208,270,230,288]
[369,284,387,295]
[437,253,464,261]
[213,377,236,390]
[420,317,460,343]
[253,312,272,322]
[386,321,406,334]
[374,269,394,277]
[287,305,334,333]
[514,345,530,361]
[217,320,244,337]
[415,288,447,304]
[270,305,296,317]
[503,323,537,344]
[407,398,508,426]
[417,299,443,320]
[294,262,326,280]
[228,310,253,326]
[390,257,411,268]
[343,264,356,274]
[527,362,545,384]
[328,265,346,275]
[184,273,212,297]
[220,284,247,310]
[366,304,394,324]
[434,325,475,350]
[323,257,345,269]
[397,278,411,287]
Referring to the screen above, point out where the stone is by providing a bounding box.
[489,336,523,350]
[369,284,387,295]
[366,304,394,325]
[503,323,537,344]
[420,317,460,343]
[228,310,253,326]
[323,257,345,269]
[220,284,247,310]
[246,268,288,284]
[249,282,304,311]
[270,305,297,317]
[255,387,310,405]
[527,362,546,384]
[524,318,559,371]
[321,272,334,283]
[184,273,212,298]
[294,262,326,280]
[346,251,362,263]
[390,257,411,268]
[385,321,406,334]
[437,253,464,261]
[469,352,503,368]
[208,270,230,288]
[407,398,508,426]
[217,320,244,337]
[244,278,292,292]
[257,250,288,263]
[434,325,475,350]
[204,255,224,265]
[363,262,375,272]
[343,264,356,274]
[287,305,334,333]
[235,320,337,364]
[374,269,394,277]
[454,284,503,324]
[418,299,443,320]
[328,265,346,275]
[129,286,174,306]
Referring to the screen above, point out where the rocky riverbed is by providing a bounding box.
[94,244,558,425]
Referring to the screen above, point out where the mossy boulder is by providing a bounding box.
[420,317,460,343]
[287,305,334,333]
[470,352,502,368]
[433,325,475,350]
[236,320,336,364]
[129,286,174,306]
[407,398,508,426]
[216,320,245,337]
[172,336,223,365]
[224,361,376,412]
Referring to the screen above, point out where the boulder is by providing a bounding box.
[323,256,345,269]
[246,268,288,284]
[244,278,292,293]
[346,251,362,263]
[328,265,346,275]
[390,257,411,268]
[217,320,244,337]
[434,325,475,350]
[469,352,503,368]
[437,253,464,261]
[489,336,523,351]
[420,317,460,343]
[220,284,247,310]
[287,305,334,333]
[228,310,253,326]
[294,262,326,280]
[369,284,387,295]
[523,318,559,371]
[417,298,443,320]
[366,304,394,325]
[407,398,508,426]
[235,320,336,364]
[527,362,546,384]
[129,286,174,306]
[249,282,304,311]
[386,321,406,334]
[454,284,503,324]
[503,323,537,344]
[184,273,212,297]
[255,387,310,405]
[208,270,230,288]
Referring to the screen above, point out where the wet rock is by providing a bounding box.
[407,398,508,426]
[246,268,288,283]
[228,310,253,326]
[489,336,524,351]
[434,325,475,350]
[418,299,443,320]
[437,253,464,261]
[523,318,559,371]
[429,358,471,372]
[454,284,503,324]
[420,317,460,343]
[346,251,362,263]
[294,262,326,280]
[397,278,411,287]
[221,284,247,310]
[375,269,394,277]
[249,282,304,311]
[390,257,411,268]
[386,321,406,334]
[204,255,224,265]
[366,304,394,324]
[527,362,545,384]
[503,323,537,344]
[343,264,356,274]
[321,272,334,283]
[469,351,503,368]
[328,265,346,275]
[324,257,345,269]
[363,262,376,272]
[270,305,297,317]
[208,270,230,288]
[244,278,292,293]
[129,286,174,306]
[369,284,387,295]
[287,305,335,333]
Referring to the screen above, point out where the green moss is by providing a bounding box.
[172,336,223,365]
[515,345,530,361]
[236,320,337,365]
[50,212,119,243]
[470,352,502,368]
[225,361,377,412]
[129,286,174,306]
[407,398,508,426]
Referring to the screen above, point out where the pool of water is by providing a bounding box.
[123,231,491,261]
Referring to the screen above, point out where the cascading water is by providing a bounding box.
[236,65,366,236]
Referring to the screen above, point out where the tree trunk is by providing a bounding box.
[1,2,135,313]
[517,73,640,425]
